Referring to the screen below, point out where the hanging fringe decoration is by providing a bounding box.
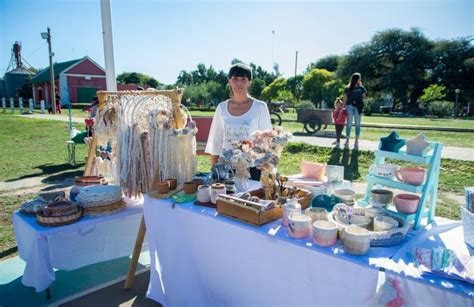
[89,91,197,198]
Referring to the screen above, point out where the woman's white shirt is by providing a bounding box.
[205,99,272,156]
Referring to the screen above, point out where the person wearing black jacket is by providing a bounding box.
[343,73,366,149]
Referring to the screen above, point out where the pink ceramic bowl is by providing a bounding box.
[394,193,420,214]
[395,167,426,185]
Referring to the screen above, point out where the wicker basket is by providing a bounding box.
[82,200,126,217]
[328,204,410,247]
[461,207,474,248]
[36,209,83,226]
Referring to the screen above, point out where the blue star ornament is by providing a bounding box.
[406,133,432,156]
[380,131,406,153]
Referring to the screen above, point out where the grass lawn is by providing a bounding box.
[0,114,89,181]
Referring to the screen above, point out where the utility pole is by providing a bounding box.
[294,51,298,78]
[41,27,56,114]
[294,51,299,100]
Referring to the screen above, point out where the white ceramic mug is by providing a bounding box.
[197,185,211,203]
[369,164,399,178]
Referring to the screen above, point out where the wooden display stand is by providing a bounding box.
[358,142,443,230]
[82,89,185,289]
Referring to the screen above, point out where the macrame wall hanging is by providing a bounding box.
[84,89,197,198]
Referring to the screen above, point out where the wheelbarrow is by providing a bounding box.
[297,109,333,133]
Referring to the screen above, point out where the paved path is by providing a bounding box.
[290,133,473,161]
[17,113,85,124]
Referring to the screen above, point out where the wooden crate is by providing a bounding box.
[216,188,312,226]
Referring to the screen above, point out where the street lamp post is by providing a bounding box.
[455,88,460,118]
[41,27,56,114]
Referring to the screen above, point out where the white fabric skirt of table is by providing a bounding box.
[12,197,144,292]
[144,193,414,306]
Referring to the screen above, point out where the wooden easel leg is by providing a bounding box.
[124,215,146,289]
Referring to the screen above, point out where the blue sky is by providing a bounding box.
[1,0,473,84]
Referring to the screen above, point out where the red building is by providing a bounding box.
[31,56,106,105]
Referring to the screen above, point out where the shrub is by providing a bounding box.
[428,100,452,117]
[295,100,315,111]
[363,98,380,116]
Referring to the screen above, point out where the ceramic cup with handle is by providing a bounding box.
[369,164,399,178]
[395,167,426,185]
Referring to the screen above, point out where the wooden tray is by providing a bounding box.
[216,188,312,226]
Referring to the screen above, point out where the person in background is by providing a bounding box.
[332,98,348,147]
[343,72,366,149]
[55,91,62,114]
[205,63,272,180]
[83,96,99,118]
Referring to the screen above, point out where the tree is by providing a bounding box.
[419,84,446,105]
[306,55,343,73]
[339,28,434,109]
[261,78,287,102]
[302,68,333,107]
[286,75,304,101]
[431,37,474,101]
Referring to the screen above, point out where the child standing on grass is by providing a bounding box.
[332,98,347,147]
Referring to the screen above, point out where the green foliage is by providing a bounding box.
[249,78,266,99]
[261,78,287,101]
[295,100,315,111]
[116,71,162,89]
[428,100,452,117]
[275,90,296,105]
[419,84,446,108]
[302,68,343,107]
[306,55,343,73]
[286,75,304,101]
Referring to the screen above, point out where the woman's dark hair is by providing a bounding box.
[347,73,361,91]
[228,63,253,81]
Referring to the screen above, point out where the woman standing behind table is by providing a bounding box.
[205,63,272,180]
[343,73,367,149]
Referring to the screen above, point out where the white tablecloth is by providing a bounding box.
[13,197,144,292]
[377,220,474,306]
[144,187,411,306]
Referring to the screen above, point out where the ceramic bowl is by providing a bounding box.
[333,189,356,206]
[313,220,338,247]
[288,213,312,239]
[304,207,328,223]
[336,213,372,229]
[369,164,399,178]
[370,189,393,206]
[343,225,371,255]
[364,206,385,219]
[394,193,420,214]
[373,216,399,232]
[395,167,426,185]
